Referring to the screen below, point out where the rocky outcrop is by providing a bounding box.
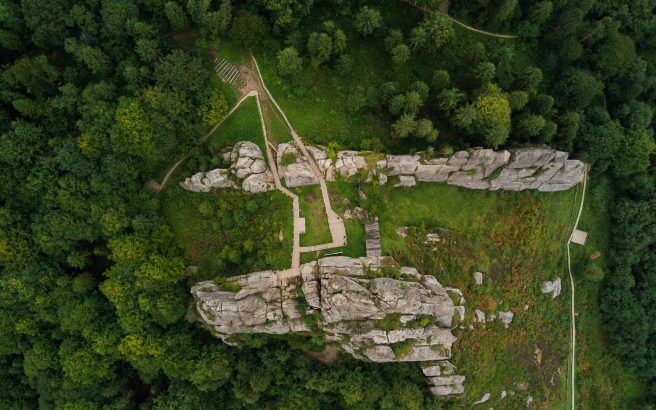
[242,171,276,193]
[290,145,584,192]
[230,141,267,179]
[474,272,483,285]
[180,169,236,192]
[277,143,319,187]
[181,141,275,193]
[184,142,584,194]
[191,255,466,396]
[542,277,562,299]
[474,392,491,404]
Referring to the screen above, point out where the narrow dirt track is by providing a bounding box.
[566,165,588,410]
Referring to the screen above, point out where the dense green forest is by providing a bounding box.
[1,0,656,408]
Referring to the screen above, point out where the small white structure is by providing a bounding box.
[571,229,588,245]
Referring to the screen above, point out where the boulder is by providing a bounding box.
[541,277,562,299]
[429,375,465,396]
[319,256,365,276]
[422,361,457,377]
[277,143,319,187]
[447,151,470,166]
[474,393,491,404]
[475,309,486,323]
[474,272,483,285]
[236,141,264,160]
[460,148,510,172]
[180,169,236,192]
[365,345,395,362]
[379,174,388,185]
[539,160,586,190]
[507,148,554,169]
[395,175,416,187]
[300,262,321,309]
[498,311,514,327]
[242,171,276,193]
[447,166,490,190]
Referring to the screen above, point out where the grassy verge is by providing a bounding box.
[357,181,576,407]
[161,185,293,280]
[568,174,646,409]
[206,97,266,155]
[296,185,332,247]
[263,99,293,145]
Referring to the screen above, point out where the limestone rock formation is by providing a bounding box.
[242,171,276,193]
[181,141,274,193]
[180,169,236,192]
[277,143,319,187]
[541,277,562,299]
[334,151,367,178]
[498,311,514,328]
[230,141,267,179]
[395,175,416,187]
[474,392,491,404]
[474,272,483,285]
[184,141,585,195]
[191,255,467,396]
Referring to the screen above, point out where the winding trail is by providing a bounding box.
[566,165,588,410]
[402,0,524,39]
[151,91,264,193]
[251,55,347,280]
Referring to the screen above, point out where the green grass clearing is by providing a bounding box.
[296,185,332,247]
[206,97,266,157]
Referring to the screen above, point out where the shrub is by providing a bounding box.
[280,152,297,166]
[583,263,605,282]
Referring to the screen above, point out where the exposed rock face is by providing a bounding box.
[474,272,483,285]
[395,175,416,187]
[230,141,267,179]
[428,375,466,396]
[184,141,584,194]
[277,143,319,187]
[181,141,274,193]
[302,145,583,192]
[180,169,236,192]
[242,170,276,193]
[191,256,466,396]
[541,277,562,299]
[499,311,514,328]
[475,393,491,404]
[335,151,367,178]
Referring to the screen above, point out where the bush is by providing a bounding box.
[583,263,605,282]
[280,152,297,166]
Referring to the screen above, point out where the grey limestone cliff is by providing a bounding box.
[191,255,466,396]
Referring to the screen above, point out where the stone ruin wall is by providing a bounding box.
[191,255,467,397]
[181,140,586,194]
